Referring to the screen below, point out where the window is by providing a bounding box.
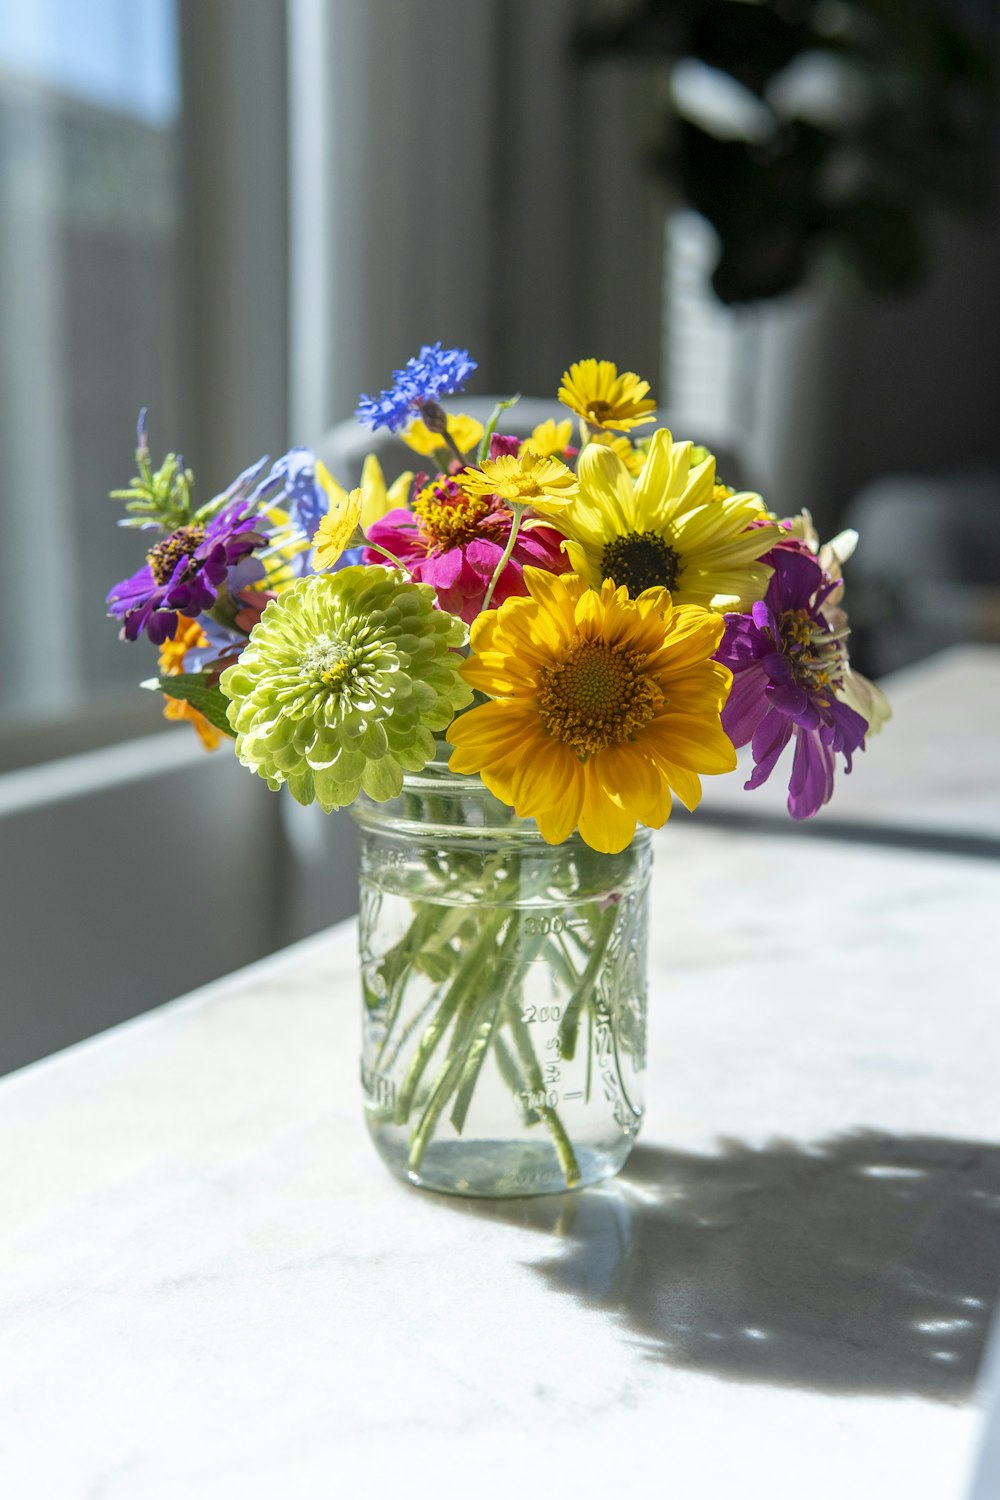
[0,0,184,732]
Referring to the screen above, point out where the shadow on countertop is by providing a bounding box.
[451,1130,1000,1400]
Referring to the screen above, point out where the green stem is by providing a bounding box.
[394,911,506,1124]
[365,540,410,573]
[481,502,524,613]
[443,428,467,470]
[558,901,619,1061]
[407,983,497,1173]
[503,997,581,1188]
[476,394,521,467]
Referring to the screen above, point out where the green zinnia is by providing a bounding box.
[220,566,472,810]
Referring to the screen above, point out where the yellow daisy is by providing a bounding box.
[447,569,736,854]
[316,453,412,531]
[459,451,579,511]
[312,467,362,570]
[403,412,484,458]
[558,359,656,432]
[559,429,780,610]
[519,417,573,459]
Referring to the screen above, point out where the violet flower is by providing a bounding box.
[107,499,267,645]
[715,546,869,818]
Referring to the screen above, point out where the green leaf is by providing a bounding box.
[142,675,237,738]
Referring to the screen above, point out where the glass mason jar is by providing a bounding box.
[351,753,651,1197]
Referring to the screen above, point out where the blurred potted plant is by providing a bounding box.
[576,0,996,303]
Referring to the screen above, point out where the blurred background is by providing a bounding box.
[1,0,998,1071]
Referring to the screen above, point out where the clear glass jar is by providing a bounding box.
[351,754,651,1197]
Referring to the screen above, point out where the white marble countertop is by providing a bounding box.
[2,650,999,1499]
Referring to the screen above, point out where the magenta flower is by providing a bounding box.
[107,499,267,645]
[363,473,570,623]
[715,546,868,818]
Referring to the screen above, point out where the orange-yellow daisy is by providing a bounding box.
[459,450,579,511]
[446,568,736,853]
[157,617,224,750]
[559,429,779,610]
[558,359,656,432]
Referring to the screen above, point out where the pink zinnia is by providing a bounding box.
[363,474,570,623]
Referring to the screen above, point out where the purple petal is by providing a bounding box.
[746,709,793,790]
[766,681,816,724]
[721,662,769,747]
[787,727,835,818]
[465,538,504,577]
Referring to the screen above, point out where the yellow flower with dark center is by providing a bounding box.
[519,418,573,459]
[459,451,579,511]
[558,359,656,432]
[312,465,362,570]
[560,429,780,611]
[403,412,484,457]
[447,568,736,854]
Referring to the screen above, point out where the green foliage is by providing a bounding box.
[142,674,237,737]
[577,0,996,303]
[111,432,194,534]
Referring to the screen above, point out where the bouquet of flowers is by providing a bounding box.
[107,346,890,1194]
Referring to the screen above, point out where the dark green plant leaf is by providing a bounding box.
[142,675,237,737]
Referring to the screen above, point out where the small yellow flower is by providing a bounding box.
[318,453,412,533]
[558,359,656,432]
[447,569,736,853]
[459,451,579,511]
[312,465,363,570]
[520,418,573,459]
[403,412,484,457]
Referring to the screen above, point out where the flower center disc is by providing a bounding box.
[586,399,615,425]
[779,606,842,694]
[601,531,681,597]
[413,480,494,551]
[302,635,357,692]
[147,523,206,585]
[537,639,658,757]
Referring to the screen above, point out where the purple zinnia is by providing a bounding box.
[107,499,267,646]
[715,546,869,819]
[355,343,477,433]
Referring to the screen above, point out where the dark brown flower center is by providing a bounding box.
[601,532,682,597]
[147,523,206,585]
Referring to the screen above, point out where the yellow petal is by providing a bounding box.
[577,761,637,854]
[312,470,362,570]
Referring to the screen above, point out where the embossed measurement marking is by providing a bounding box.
[360,1060,397,1110]
[522,914,588,937]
